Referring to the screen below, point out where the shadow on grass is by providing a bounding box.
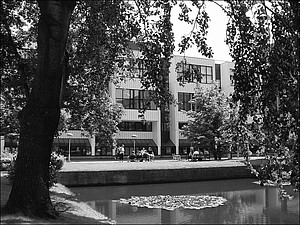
[1,174,114,224]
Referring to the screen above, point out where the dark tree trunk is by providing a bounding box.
[4,1,75,218]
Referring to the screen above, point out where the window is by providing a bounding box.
[116,88,157,110]
[116,89,123,105]
[137,59,146,78]
[201,66,213,84]
[129,89,139,109]
[118,122,152,131]
[176,62,213,84]
[178,92,194,111]
[215,64,221,80]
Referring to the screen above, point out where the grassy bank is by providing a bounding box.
[1,173,115,224]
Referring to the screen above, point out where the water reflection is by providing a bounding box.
[70,179,299,224]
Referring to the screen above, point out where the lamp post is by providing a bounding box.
[67,133,73,162]
[132,134,137,154]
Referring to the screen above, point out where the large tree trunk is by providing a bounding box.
[4,1,75,218]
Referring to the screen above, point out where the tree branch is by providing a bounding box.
[261,1,297,35]
[133,0,149,36]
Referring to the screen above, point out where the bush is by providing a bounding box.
[7,151,65,188]
[0,149,15,171]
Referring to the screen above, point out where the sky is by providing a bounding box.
[171,1,232,62]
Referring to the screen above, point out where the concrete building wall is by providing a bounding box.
[121,109,159,121]
[152,118,162,155]
[220,61,235,96]
[0,136,4,153]
[116,131,153,139]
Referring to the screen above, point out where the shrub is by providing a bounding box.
[0,149,15,171]
[7,151,65,188]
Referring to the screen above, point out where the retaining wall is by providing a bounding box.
[58,166,256,187]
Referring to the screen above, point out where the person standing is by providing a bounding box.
[141,147,148,162]
[188,146,194,161]
[214,137,221,160]
[213,137,216,160]
[148,147,154,161]
[115,146,120,160]
[119,144,125,162]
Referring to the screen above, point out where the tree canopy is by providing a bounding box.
[181,85,230,150]
[225,0,299,192]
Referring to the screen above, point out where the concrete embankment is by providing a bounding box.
[58,158,260,187]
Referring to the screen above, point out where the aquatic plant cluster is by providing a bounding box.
[252,180,290,187]
[118,195,227,211]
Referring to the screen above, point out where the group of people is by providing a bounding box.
[128,147,155,162]
[187,137,223,161]
[188,147,200,161]
[187,146,210,162]
[115,145,155,162]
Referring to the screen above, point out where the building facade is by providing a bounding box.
[110,51,234,157]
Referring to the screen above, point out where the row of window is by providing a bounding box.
[176,63,213,84]
[118,121,153,131]
[128,59,214,84]
[118,121,188,132]
[125,57,234,88]
[116,88,157,110]
[116,90,195,112]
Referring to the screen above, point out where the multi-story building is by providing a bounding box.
[109,43,234,157]
[48,44,234,158]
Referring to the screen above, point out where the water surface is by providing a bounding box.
[70,179,299,224]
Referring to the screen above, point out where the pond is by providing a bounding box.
[70,179,299,224]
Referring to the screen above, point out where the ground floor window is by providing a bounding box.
[96,147,112,156]
[52,138,91,156]
[54,146,92,156]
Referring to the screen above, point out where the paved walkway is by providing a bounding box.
[61,157,263,172]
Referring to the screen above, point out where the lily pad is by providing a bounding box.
[118,194,227,211]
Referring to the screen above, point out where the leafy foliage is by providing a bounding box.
[182,84,230,152]
[63,1,137,148]
[137,0,175,108]
[225,0,299,192]
[177,1,213,57]
[0,0,38,135]
[7,151,65,188]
